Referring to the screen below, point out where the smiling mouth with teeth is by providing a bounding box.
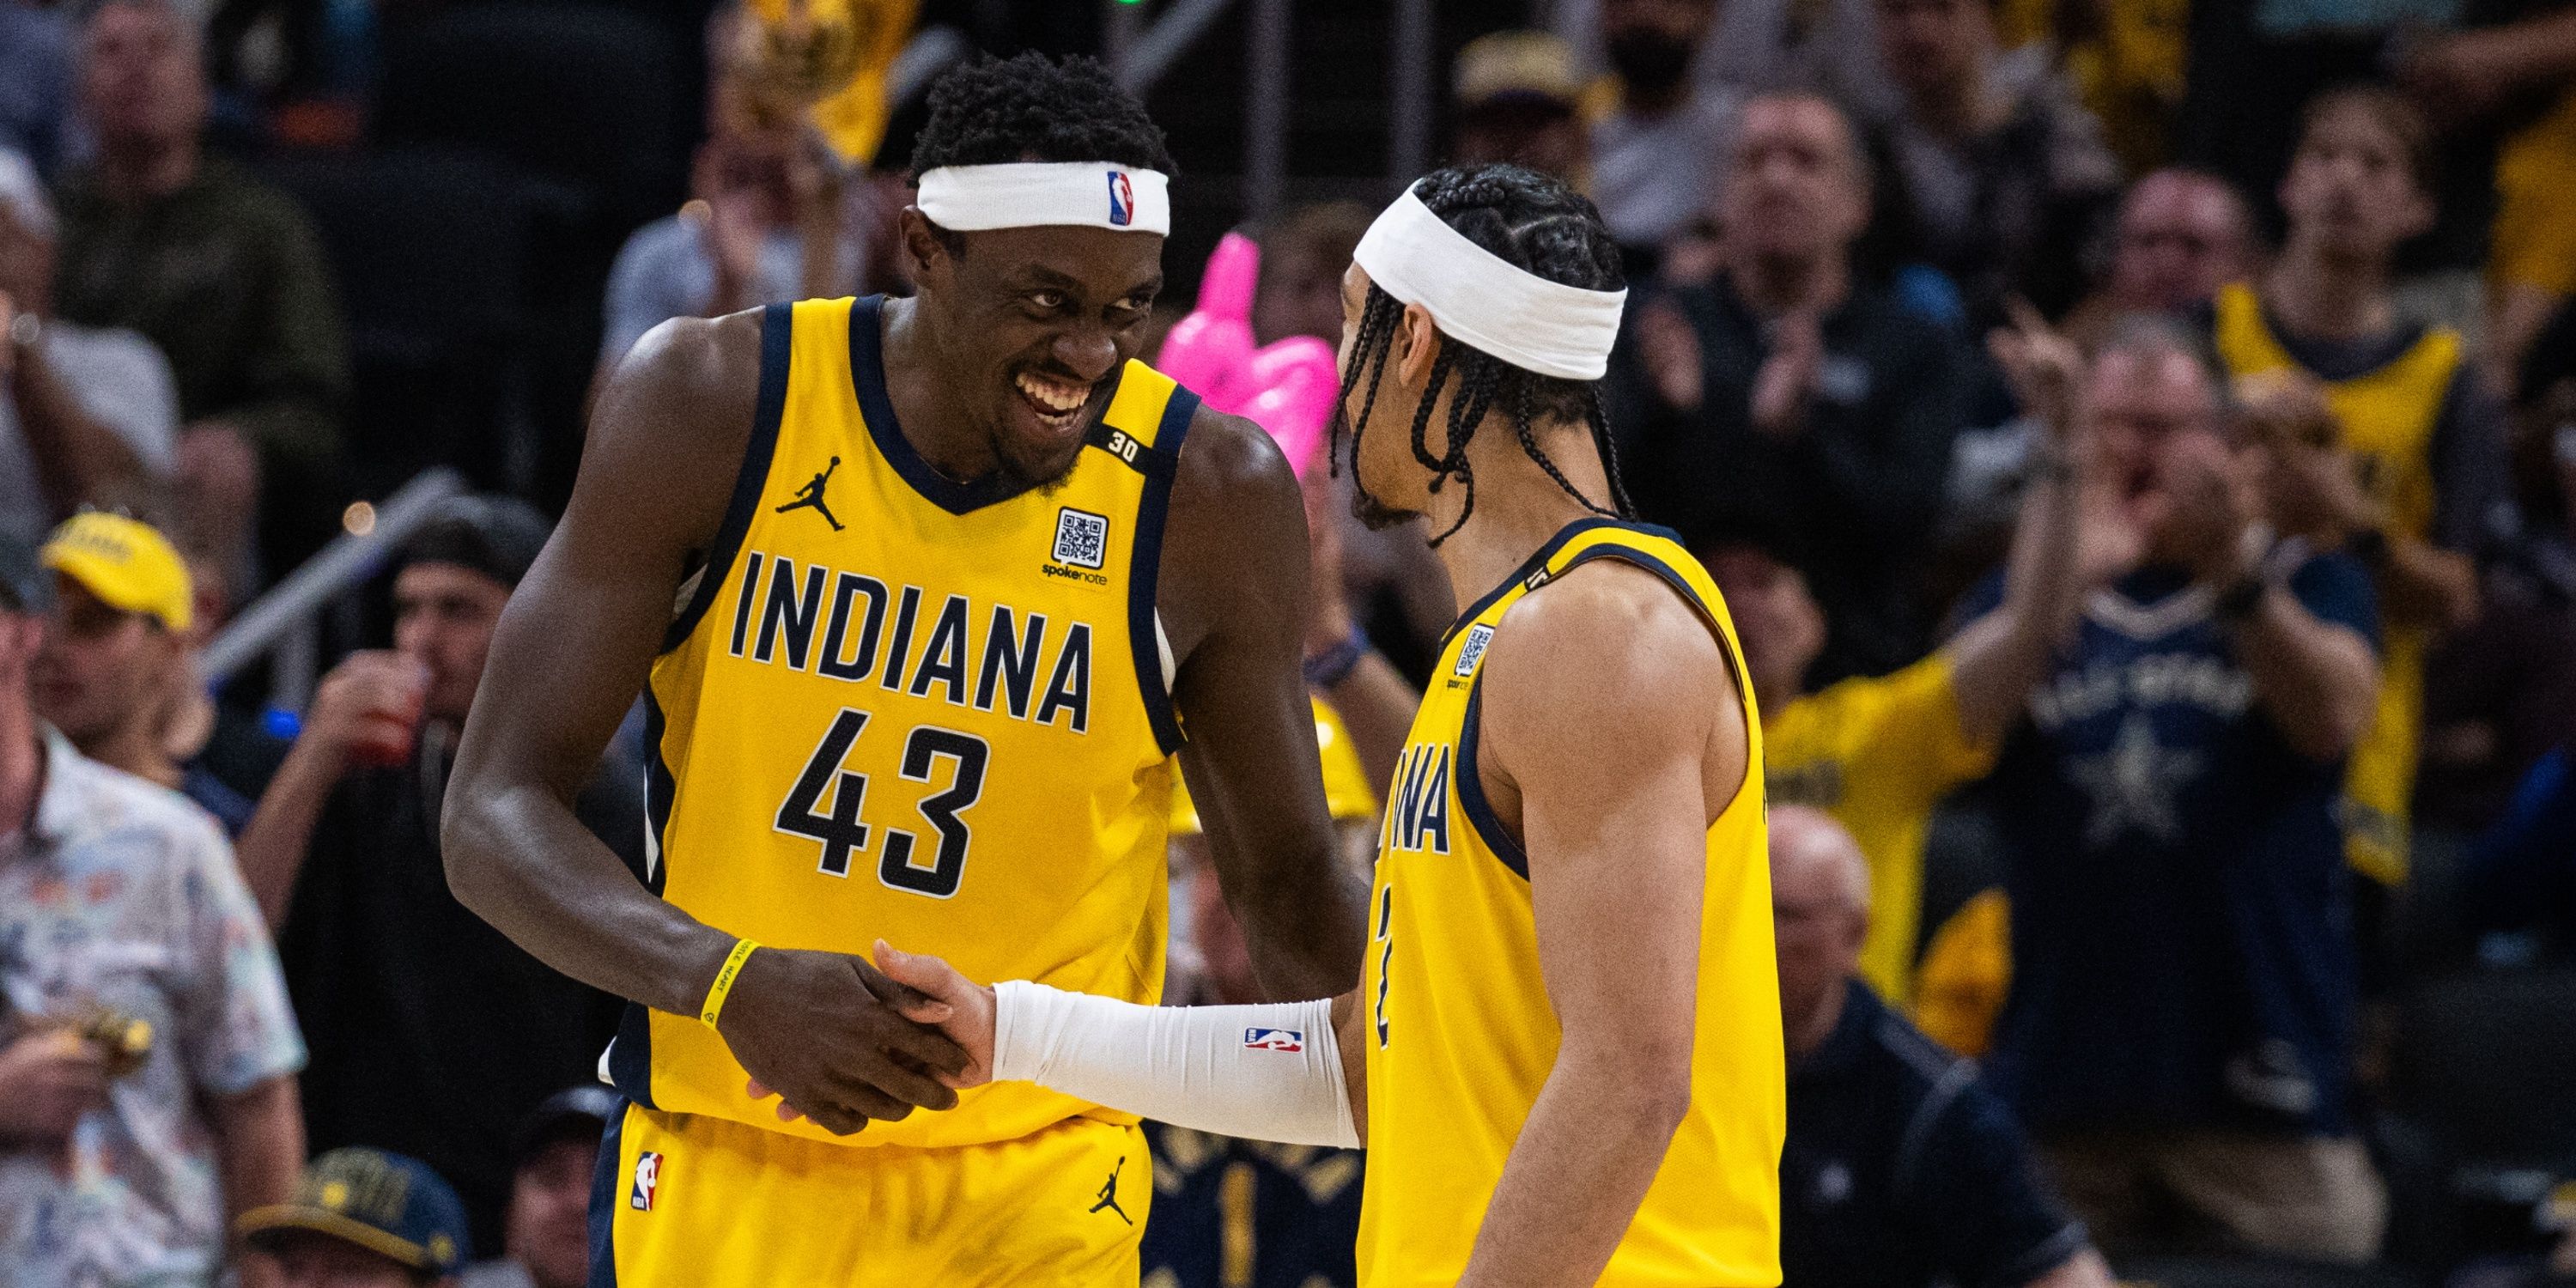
[1016,372,1094,425]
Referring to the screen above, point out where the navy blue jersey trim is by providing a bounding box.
[1449,534,1740,883]
[661,303,793,653]
[586,1101,626,1288]
[1439,516,1691,648]
[1129,389,1200,754]
[637,693,673,897]
[606,1007,656,1110]
[1455,671,1529,880]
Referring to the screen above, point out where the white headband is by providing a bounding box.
[1350,187,1626,381]
[915,162,1170,236]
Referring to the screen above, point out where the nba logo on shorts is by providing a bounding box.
[1107,171,1134,227]
[1243,1027,1305,1052]
[629,1152,662,1212]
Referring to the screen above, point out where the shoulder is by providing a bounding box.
[1171,401,1297,501]
[1165,402,1304,562]
[575,310,769,543]
[2287,550,2379,629]
[55,749,230,861]
[593,310,767,453]
[1485,556,1729,730]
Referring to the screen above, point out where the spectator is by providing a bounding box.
[0,147,179,548]
[2060,168,2258,352]
[1771,805,2116,1288]
[2209,85,2512,890]
[1253,202,1370,350]
[597,2,870,373]
[53,0,349,579]
[1622,91,1970,684]
[240,1147,471,1288]
[1971,318,2386,1262]
[237,496,638,1252]
[0,529,305,1288]
[2395,7,2576,390]
[33,512,253,833]
[1873,0,2124,325]
[0,0,74,173]
[1451,31,1590,186]
[1589,0,1741,255]
[458,1088,617,1288]
[1711,305,2129,1005]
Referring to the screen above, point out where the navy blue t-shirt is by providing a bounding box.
[1785,980,2087,1288]
[1139,1121,1360,1288]
[1970,556,2378,1136]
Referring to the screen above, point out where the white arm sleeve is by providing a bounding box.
[991,981,1360,1149]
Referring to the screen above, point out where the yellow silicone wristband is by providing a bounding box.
[699,939,760,1030]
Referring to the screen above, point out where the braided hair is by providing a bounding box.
[1334,164,1632,545]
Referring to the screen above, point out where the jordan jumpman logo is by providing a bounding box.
[775,457,844,532]
[1088,1157,1132,1225]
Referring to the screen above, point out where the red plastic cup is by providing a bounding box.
[348,661,428,768]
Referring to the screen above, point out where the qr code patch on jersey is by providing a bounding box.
[1053,508,1110,569]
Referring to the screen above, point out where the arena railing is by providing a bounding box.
[198,467,471,710]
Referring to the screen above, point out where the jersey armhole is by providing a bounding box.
[659,302,793,654]
[1453,541,1753,882]
[1127,388,1202,756]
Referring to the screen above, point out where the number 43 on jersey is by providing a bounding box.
[775,708,989,898]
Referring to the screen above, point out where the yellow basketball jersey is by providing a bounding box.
[2214,283,2459,885]
[617,295,1191,1149]
[1355,519,1784,1287]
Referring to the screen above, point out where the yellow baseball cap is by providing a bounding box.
[1172,696,1378,835]
[42,513,193,633]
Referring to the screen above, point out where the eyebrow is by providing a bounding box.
[1014,265,1163,301]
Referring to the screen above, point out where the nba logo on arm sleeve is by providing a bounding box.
[1243,1027,1306,1053]
[629,1152,662,1211]
[1107,172,1135,227]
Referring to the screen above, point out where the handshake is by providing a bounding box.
[717,940,999,1137]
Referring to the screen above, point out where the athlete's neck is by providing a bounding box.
[2263,241,2396,343]
[1423,413,1619,612]
[876,295,1006,482]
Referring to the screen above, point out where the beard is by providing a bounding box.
[1349,483,1419,532]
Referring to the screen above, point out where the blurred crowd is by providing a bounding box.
[8,0,2576,1285]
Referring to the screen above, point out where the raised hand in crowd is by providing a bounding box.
[231,650,429,927]
[0,1027,110,1151]
[2235,372,2381,545]
[1749,307,1826,440]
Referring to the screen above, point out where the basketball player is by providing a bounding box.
[442,54,1364,1283]
[876,164,1785,1285]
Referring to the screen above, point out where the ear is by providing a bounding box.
[1392,301,1443,390]
[897,208,952,292]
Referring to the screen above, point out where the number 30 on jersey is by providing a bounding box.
[775,708,989,898]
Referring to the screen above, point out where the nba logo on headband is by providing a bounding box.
[1107,171,1135,228]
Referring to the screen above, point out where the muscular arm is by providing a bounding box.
[1162,409,1367,999]
[1461,564,1747,1288]
[444,313,752,1015]
[446,313,963,1134]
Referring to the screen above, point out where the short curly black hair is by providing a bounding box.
[905,52,1176,183]
[1334,163,1631,544]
